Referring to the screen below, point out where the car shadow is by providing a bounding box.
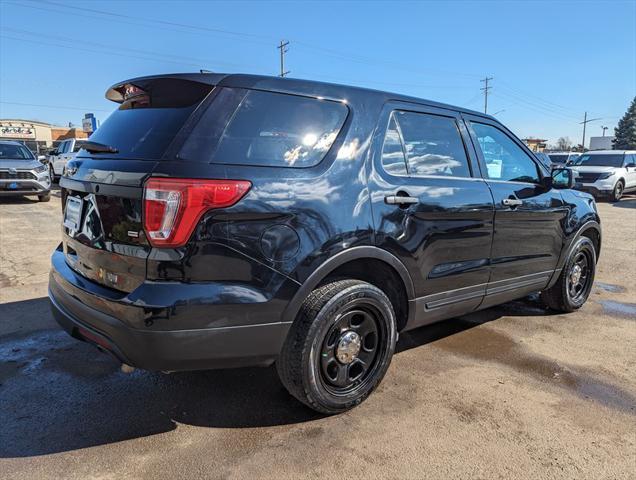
[611,195,636,209]
[0,295,556,457]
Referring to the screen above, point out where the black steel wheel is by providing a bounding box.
[319,303,384,395]
[541,236,596,312]
[277,279,397,414]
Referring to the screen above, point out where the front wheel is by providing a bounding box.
[610,180,624,202]
[38,192,51,202]
[540,236,596,312]
[277,279,397,414]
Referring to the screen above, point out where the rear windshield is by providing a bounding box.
[0,143,34,159]
[82,78,213,160]
[179,88,349,167]
[548,154,569,163]
[572,154,624,167]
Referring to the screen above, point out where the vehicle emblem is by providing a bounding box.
[8,168,17,175]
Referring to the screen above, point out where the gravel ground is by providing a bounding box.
[1,188,635,480]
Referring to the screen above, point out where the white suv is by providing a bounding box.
[48,138,86,180]
[569,150,636,202]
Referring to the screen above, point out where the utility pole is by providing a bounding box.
[580,112,601,151]
[480,76,493,114]
[601,126,608,137]
[278,40,290,77]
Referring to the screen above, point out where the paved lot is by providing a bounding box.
[1,188,635,480]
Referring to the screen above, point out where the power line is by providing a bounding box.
[7,0,483,80]
[491,91,581,122]
[2,27,262,70]
[0,101,111,112]
[480,76,493,114]
[278,40,290,77]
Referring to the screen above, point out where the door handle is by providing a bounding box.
[502,198,523,207]
[385,195,419,206]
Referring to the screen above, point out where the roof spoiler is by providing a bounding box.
[105,73,227,103]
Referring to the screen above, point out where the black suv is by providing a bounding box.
[49,74,601,414]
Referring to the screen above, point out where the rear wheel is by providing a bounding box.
[277,279,397,414]
[540,236,596,312]
[610,180,624,202]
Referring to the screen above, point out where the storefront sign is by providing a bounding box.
[0,123,36,139]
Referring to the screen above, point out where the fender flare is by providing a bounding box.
[547,220,601,289]
[281,246,415,324]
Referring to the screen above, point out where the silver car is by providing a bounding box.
[0,140,52,202]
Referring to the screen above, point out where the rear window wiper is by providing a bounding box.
[81,141,119,154]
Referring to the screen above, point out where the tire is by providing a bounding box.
[38,192,51,202]
[277,279,397,414]
[540,236,596,312]
[49,164,57,183]
[610,180,624,202]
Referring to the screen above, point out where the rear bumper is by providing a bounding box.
[48,249,292,371]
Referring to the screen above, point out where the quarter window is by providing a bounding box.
[471,123,540,183]
[381,114,408,176]
[181,89,349,168]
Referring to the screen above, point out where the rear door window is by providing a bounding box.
[379,110,471,178]
[180,89,349,168]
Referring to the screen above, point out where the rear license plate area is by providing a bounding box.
[64,196,83,231]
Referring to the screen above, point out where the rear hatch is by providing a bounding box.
[60,76,217,292]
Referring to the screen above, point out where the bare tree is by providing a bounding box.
[555,137,573,151]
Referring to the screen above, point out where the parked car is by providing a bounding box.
[569,150,636,201]
[48,138,87,181]
[533,151,554,170]
[0,140,51,201]
[49,74,601,414]
[547,151,580,167]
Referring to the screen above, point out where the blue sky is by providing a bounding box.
[1,0,634,146]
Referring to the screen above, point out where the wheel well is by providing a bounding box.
[581,227,601,259]
[319,258,410,331]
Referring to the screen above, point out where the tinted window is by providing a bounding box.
[548,153,569,163]
[381,114,408,176]
[0,143,34,159]
[72,141,86,153]
[202,90,347,167]
[85,78,213,160]
[572,154,624,167]
[472,123,540,183]
[393,111,471,178]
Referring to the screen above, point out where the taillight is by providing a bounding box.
[143,178,251,248]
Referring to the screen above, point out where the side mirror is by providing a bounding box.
[550,168,574,189]
[38,155,46,163]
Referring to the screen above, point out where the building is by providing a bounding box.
[0,118,89,154]
[522,138,548,152]
[589,136,615,151]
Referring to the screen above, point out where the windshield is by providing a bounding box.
[572,154,624,167]
[0,143,34,160]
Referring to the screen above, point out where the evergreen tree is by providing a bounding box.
[613,97,636,149]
